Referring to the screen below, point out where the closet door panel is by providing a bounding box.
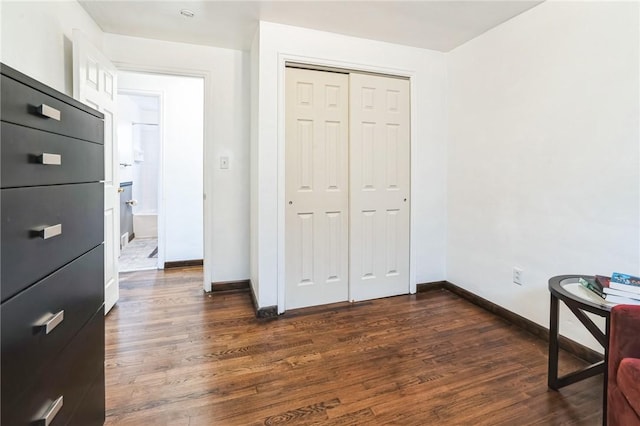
[285,68,349,310]
[349,73,410,301]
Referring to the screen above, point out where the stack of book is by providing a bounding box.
[579,273,640,305]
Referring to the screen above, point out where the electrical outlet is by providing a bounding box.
[513,267,523,286]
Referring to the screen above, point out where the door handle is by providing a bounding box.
[35,310,64,334]
[35,395,63,426]
[39,224,62,239]
[38,153,62,165]
[118,187,125,193]
[289,201,293,205]
[36,104,61,121]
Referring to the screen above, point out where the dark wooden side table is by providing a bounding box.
[548,275,612,426]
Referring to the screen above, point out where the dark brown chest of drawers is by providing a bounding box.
[1,64,106,426]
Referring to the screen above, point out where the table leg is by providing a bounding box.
[548,294,560,389]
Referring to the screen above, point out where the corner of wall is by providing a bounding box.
[249,25,261,306]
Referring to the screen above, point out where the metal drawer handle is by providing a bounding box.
[36,310,64,334]
[36,104,61,121]
[40,224,62,239]
[36,395,63,426]
[38,153,62,166]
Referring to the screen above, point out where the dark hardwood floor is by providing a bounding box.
[105,268,602,425]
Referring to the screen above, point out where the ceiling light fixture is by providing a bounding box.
[180,9,195,18]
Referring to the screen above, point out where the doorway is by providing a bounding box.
[116,71,205,273]
[117,93,161,271]
[285,66,411,310]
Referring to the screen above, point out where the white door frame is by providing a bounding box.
[116,88,165,270]
[112,61,213,292]
[276,54,419,314]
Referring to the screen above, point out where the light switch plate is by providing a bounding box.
[220,156,229,169]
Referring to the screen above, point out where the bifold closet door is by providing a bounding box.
[285,68,350,310]
[349,73,410,301]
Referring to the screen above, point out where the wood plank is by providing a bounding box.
[105,270,602,425]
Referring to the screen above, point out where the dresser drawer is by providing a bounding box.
[1,74,103,144]
[1,182,103,301]
[67,369,106,426]
[1,307,104,426]
[1,246,104,407]
[1,122,104,188]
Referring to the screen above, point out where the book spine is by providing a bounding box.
[610,281,640,295]
[594,275,610,291]
[603,287,640,297]
[604,294,640,306]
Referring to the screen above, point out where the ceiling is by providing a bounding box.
[79,1,543,52]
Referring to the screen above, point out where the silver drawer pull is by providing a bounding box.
[36,396,63,426]
[36,104,61,121]
[38,153,62,165]
[36,310,64,334]
[40,224,62,239]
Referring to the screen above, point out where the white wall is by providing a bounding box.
[0,1,103,95]
[118,72,204,263]
[252,22,448,309]
[133,124,161,215]
[447,1,640,351]
[104,34,251,285]
[118,94,161,214]
[116,95,141,184]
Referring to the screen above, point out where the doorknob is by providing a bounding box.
[403,198,407,202]
[289,201,293,205]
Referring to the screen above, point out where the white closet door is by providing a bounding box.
[349,73,410,302]
[285,68,349,310]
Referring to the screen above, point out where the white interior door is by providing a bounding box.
[285,68,349,310]
[349,73,410,301]
[73,29,119,314]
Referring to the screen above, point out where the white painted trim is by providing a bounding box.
[116,88,165,270]
[113,61,212,292]
[276,53,419,314]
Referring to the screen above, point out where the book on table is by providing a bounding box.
[581,276,640,305]
[579,277,604,298]
[610,272,640,295]
[595,275,639,297]
[604,293,640,306]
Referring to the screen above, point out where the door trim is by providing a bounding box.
[286,61,410,81]
[112,61,213,292]
[277,54,419,314]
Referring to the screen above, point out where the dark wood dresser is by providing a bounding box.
[1,64,106,425]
